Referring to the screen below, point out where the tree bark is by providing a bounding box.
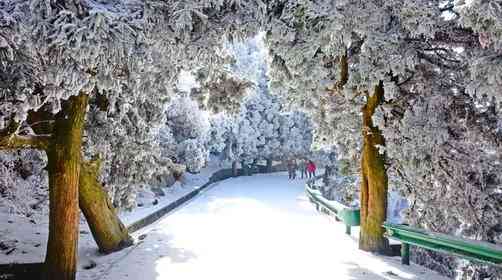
[79,159,133,254]
[359,82,390,254]
[336,54,349,89]
[328,54,348,95]
[44,93,88,280]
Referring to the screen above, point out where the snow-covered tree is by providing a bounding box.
[161,96,210,173]
[0,150,48,215]
[261,0,467,255]
[84,87,174,210]
[210,89,313,168]
[191,70,253,115]
[265,1,501,278]
[208,113,237,156]
[279,111,313,159]
[2,1,502,279]
[198,33,315,171]
[456,0,502,100]
[0,1,264,278]
[235,91,282,162]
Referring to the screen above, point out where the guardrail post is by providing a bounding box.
[401,243,410,265]
[345,225,351,236]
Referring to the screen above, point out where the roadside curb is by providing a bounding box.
[127,168,233,233]
[127,165,286,233]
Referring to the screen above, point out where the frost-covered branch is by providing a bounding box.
[0,134,51,150]
[0,121,50,150]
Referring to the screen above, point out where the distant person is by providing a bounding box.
[323,165,332,185]
[292,159,298,179]
[298,159,307,179]
[307,160,317,178]
[325,165,332,177]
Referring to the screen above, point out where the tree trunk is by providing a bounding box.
[232,161,238,177]
[266,158,273,173]
[44,93,88,280]
[79,159,133,253]
[359,82,390,254]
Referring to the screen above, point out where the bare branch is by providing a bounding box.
[0,121,50,150]
[0,134,51,150]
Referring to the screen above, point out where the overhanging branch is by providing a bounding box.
[0,134,51,150]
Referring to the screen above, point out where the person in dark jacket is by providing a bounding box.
[292,159,298,179]
[298,159,307,179]
[325,165,332,177]
[287,159,294,180]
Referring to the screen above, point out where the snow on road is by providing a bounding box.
[82,173,448,280]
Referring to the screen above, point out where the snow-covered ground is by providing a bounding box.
[79,173,449,280]
[0,163,225,265]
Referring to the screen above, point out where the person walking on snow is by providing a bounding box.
[292,159,298,179]
[307,160,316,178]
[298,159,307,179]
[287,159,294,180]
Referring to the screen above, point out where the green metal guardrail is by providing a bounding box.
[305,178,360,235]
[383,223,502,267]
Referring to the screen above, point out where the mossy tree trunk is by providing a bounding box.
[2,91,133,276]
[44,93,88,280]
[327,54,389,253]
[359,82,390,254]
[79,159,133,253]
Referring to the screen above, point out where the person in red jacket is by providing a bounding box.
[307,160,316,178]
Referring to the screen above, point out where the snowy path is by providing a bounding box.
[86,173,449,280]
